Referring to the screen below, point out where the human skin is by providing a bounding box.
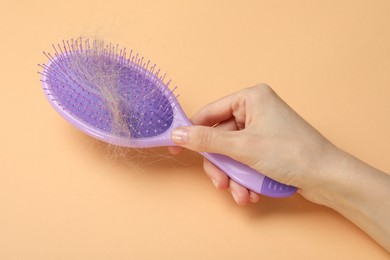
[169,84,390,252]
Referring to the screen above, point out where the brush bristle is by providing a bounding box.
[40,38,176,139]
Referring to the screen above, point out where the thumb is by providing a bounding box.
[171,126,240,155]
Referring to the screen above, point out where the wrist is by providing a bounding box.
[300,143,389,220]
[298,143,356,207]
[301,145,390,251]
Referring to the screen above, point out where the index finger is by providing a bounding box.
[190,91,243,126]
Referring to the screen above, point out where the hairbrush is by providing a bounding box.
[39,38,297,197]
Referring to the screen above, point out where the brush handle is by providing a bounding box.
[171,115,297,197]
[151,85,295,197]
[201,152,297,197]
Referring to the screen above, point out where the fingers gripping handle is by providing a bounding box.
[201,152,297,198]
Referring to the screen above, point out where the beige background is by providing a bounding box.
[1,0,390,259]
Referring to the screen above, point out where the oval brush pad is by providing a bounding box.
[39,38,297,198]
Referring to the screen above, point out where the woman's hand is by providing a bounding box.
[169,84,336,205]
[169,84,390,252]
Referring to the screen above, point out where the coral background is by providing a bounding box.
[1,0,390,259]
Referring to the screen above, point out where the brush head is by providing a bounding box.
[40,38,186,147]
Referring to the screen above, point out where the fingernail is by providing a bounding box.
[211,178,219,189]
[232,191,241,205]
[171,128,189,144]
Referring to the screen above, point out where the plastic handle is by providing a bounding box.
[201,152,297,198]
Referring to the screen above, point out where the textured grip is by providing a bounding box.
[202,152,297,198]
[261,176,297,198]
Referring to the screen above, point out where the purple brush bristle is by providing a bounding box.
[40,38,175,139]
[39,37,297,198]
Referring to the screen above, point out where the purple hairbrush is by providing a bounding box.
[39,38,296,198]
